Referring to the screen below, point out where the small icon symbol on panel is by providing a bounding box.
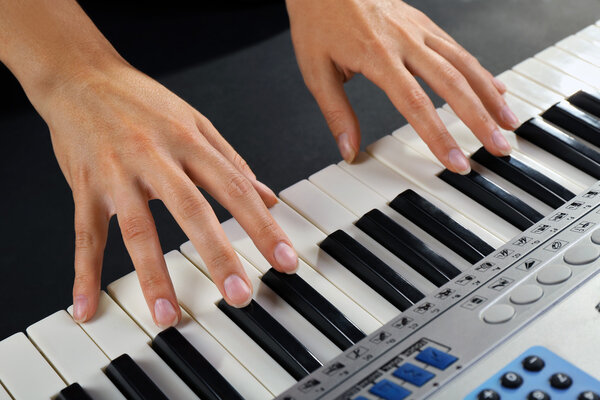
[512,236,532,246]
[566,201,584,210]
[456,275,477,285]
[495,249,514,259]
[435,288,455,299]
[415,302,435,314]
[583,191,598,198]
[461,295,487,310]
[346,346,368,360]
[571,221,596,233]
[532,224,551,234]
[298,379,320,393]
[516,258,541,271]
[393,317,413,329]
[489,277,514,291]
[544,240,568,252]
[322,362,345,376]
[476,261,495,271]
[549,212,568,222]
[370,331,391,344]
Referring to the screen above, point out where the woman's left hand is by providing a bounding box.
[286,0,518,174]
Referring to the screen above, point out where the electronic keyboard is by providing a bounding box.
[2,20,600,400]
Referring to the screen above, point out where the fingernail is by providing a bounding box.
[337,133,356,163]
[224,274,252,307]
[448,148,471,175]
[492,128,512,156]
[73,295,88,323]
[500,105,520,130]
[274,241,298,273]
[493,77,507,93]
[154,298,179,328]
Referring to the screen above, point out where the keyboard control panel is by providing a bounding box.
[465,346,600,400]
[277,182,600,399]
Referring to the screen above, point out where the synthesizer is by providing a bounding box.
[2,19,600,400]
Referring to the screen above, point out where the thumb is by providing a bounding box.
[306,61,361,163]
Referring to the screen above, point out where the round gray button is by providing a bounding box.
[483,304,515,324]
[563,245,600,265]
[591,228,600,245]
[510,284,544,305]
[537,264,572,285]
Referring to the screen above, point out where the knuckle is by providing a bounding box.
[232,153,253,175]
[226,173,254,199]
[139,273,168,294]
[255,217,279,239]
[121,215,154,242]
[440,64,464,88]
[323,109,347,131]
[178,193,207,220]
[73,273,97,290]
[405,89,431,112]
[206,249,237,273]
[75,229,96,250]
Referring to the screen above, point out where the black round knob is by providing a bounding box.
[477,389,500,400]
[522,355,545,372]
[578,391,600,400]
[550,372,572,389]
[528,390,551,400]
[500,371,523,388]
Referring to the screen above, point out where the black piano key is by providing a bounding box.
[319,230,424,309]
[105,354,168,400]
[389,189,495,264]
[152,327,244,400]
[542,100,600,147]
[515,117,600,179]
[568,90,600,119]
[261,268,365,350]
[217,299,321,380]
[470,147,574,208]
[354,210,461,286]
[438,169,543,231]
[56,383,93,400]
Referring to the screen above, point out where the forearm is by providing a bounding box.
[0,0,123,107]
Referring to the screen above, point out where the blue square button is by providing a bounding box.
[415,347,458,370]
[369,379,411,400]
[393,362,435,387]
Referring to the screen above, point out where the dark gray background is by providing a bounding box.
[1,0,600,341]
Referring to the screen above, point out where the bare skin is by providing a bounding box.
[0,0,516,328]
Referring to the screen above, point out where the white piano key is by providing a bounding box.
[0,332,65,399]
[107,270,273,399]
[0,383,10,400]
[180,246,341,362]
[497,70,563,109]
[513,58,596,97]
[536,46,600,89]
[268,201,401,323]
[577,24,600,43]
[196,222,382,334]
[26,311,125,400]
[337,153,504,249]
[162,250,296,395]
[310,163,503,249]
[66,292,198,400]
[281,179,467,285]
[556,35,600,67]
[309,164,386,216]
[365,136,521,241]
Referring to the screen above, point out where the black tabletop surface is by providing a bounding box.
[2,0,600,341]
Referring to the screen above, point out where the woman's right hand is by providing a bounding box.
[35,57,299,328]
